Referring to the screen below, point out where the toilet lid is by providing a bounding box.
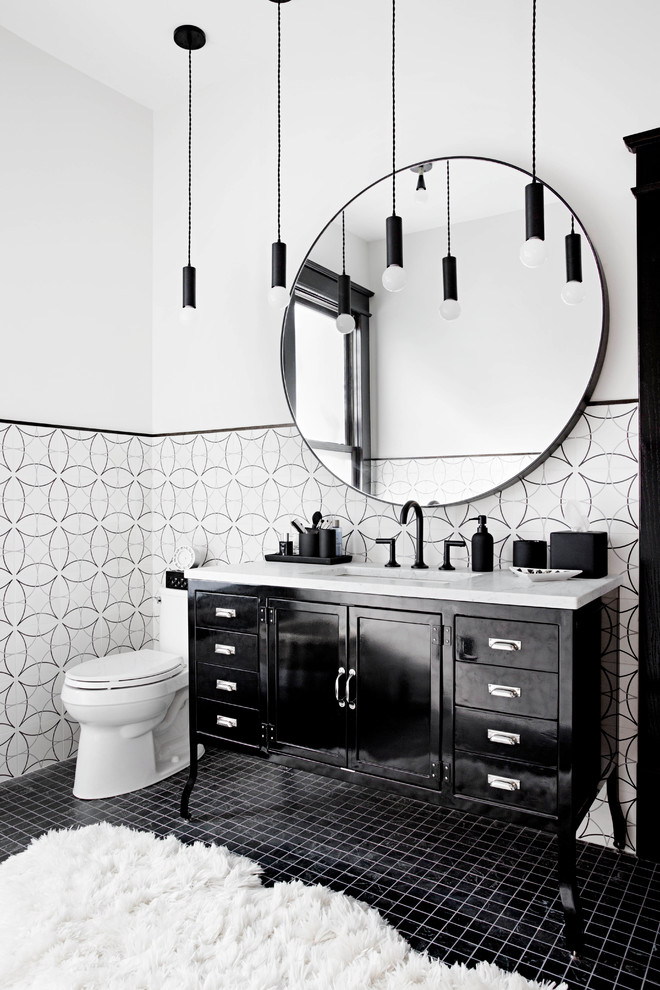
[64,649,185,690]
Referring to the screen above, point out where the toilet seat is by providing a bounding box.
[64,649,185,691]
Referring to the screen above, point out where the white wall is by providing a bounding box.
[0,27,153,433]
[1,1,655,434]
[150,0,646,435]
[368,203,603,459]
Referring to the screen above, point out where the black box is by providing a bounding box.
[549,531,608,578]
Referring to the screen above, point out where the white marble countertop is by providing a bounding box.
[185,560,623,610]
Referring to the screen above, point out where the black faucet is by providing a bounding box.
[399,500,428,569]
[439,539,466,571]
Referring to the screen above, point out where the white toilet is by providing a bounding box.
[62,586,192,800]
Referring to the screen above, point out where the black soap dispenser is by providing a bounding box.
[469,515,493,572]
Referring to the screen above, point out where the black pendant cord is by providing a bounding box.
[187,49,192,267]
[531,0,537,183]
[571,214,575,234]
[391,0,396,217]
[446,161,451,256]
[276,1,282,243]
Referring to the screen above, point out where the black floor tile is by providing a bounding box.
[1,747,660,988]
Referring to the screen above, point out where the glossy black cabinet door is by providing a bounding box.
[268,598,348,765]
[348,607,441,789]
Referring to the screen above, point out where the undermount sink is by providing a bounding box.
[311,564,478,582]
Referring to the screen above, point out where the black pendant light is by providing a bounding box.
[411,162,432,204]
[520,0,546,268]
[562,216,584,305]
[382,0,406,292]
[268,0,292,310]
[174,25,206,323]
[336,212,355,335]
[440,162,460,321]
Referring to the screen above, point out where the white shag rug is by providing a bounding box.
[0,824,567,990]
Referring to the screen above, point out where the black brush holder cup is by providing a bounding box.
[298,530,320,557]
[318,528,338,558]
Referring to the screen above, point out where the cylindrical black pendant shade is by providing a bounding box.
[416,173,426,193]
[442,255,458,301]
[183,265,196,308]
[337,273,352,316]
[524,181,545,241]
[386,214,403,269]
[271,240,287,288]
[565,231,582,283]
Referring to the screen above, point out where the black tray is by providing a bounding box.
[264,554,352,565]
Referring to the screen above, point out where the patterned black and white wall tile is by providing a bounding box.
[0,424,155,777]
[369,452,539,503]
[0,402,638,852]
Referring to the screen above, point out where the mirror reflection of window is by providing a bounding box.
[294,300,347,446]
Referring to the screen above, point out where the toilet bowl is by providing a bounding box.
[61,585,194,800]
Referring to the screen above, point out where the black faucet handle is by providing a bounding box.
[439,539,467,571]
[375,537,401,568]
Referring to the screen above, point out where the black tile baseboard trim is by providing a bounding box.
[0,418,296,438]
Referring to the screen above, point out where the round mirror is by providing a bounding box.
[282,156,608,507]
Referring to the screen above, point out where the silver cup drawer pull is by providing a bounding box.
[488,638,521,652]
[488,683,521,699]
[216,715,237,728]
[488,774,520,792]
[215,644,236,655]
[215,607,237,619]
[487,729,520,746]
[216,680,237,692]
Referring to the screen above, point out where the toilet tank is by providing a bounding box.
[158,587,189,659]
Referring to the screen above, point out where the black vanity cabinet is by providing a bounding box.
[267,600,441,790]
[192,590,262,747]
[267,598,347,766]
[181,574,622,955]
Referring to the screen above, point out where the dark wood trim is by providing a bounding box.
[281,260,373,493]
[623,127,660,862]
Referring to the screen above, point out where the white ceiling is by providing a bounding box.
[0,0,272,110]
[2,0,660,226]
[2,0,658,119]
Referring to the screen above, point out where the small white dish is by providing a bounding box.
[509,566,582,582]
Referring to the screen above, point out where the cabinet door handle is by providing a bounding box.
[215,608,236,619]
[487,729,520,746]
[488,683,521,699]
[216,715,237,728]
[488,638,521,652]
[345,668,356,710]
[335,667,346,708]
[488,774,520,792]
[215,644,236,655]
[216,680,237,693]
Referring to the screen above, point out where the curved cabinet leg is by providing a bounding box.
[180,768,196,819]
[606,770,627,851]
[180,734,198,819]
[558,831,584,957]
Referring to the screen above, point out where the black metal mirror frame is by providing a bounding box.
[281,155,610,508]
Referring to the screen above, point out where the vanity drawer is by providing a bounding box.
[195,592,258,633]
[455,616,558,672]
[196,663,259,708]
[197,698,261,746]
[454,751,557,815]
[454,706,557,767]
[455,661,558,720]
[195,627,258,671]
